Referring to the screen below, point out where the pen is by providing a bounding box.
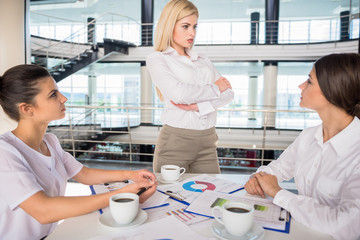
[279,207,290,222]
[286,211,290,222]
[164,191,184,201]
[137,187,147,196]
[104,180,129,186]
[279,207,285,221]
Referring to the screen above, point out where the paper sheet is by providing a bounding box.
[89,215,213,240]
[145,200,211,226]
[157,174,243,205]
[186,190,290,232]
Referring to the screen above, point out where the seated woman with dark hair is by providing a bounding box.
[0,64,157,240]
[245,53,360,240]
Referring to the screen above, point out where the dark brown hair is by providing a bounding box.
[315,53,360,118]
[0,64,51,121]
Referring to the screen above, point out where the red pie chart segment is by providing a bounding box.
[182,181,216,192]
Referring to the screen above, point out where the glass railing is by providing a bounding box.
[31,11,359,46]
[30,11,141,74]
[48,105,316,171]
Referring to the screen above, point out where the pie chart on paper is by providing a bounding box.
[182,181,216,192]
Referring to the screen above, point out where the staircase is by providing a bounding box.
[31,35,137,82]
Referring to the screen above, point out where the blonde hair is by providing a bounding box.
[154,0,199,101]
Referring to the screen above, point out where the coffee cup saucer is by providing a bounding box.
[158,176,182,184]
[99,209,148,229]
[211,220,265,240]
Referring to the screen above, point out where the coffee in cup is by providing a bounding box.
[109,193,139,225]
[212,202,254,236]
[113,198,134,203]
[161,165,186,182]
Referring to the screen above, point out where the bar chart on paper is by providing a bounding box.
[145,202,210,226]
[166,208,196,222]
[186,191,289,231]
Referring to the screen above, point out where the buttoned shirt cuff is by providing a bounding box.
[273,189,296,210]
[197,101,216,116]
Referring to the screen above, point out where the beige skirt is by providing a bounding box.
[153,125,220,174]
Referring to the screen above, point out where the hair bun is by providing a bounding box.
[353,102,360,119]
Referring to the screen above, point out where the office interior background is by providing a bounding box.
[0,0,359,173]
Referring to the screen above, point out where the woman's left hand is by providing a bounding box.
[254,171,282,198]
[171,101,199,111]
[130,169,156,184]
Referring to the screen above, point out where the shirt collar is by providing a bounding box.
[314,124,323,145]
[185,48,199,61]
[162,47,176,54]
[162,47,199,61]
[317,117,360,157]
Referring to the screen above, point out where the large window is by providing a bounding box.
[214,62,263,128]
[54,63,141,128]
[276,62,321,129]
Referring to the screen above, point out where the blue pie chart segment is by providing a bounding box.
[182,181,216,192]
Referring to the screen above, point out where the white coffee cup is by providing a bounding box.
[109,193,139,225]
[212,202,254,236]
[161,165,186,182]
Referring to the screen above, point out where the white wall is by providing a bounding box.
[0,0,30,133]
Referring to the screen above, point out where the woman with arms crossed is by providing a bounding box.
[0,64,157,240]
[146,0,234,174]
[245,53,360,240]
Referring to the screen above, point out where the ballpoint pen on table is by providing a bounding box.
[286,211,290,222]
[137,187,147,196]
[279,207,286,221]
[104,180,129,186]
[165,190,185,201]
[279,207,290,222]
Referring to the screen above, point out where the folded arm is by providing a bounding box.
[171,78,234,115]
[146,53,222,104]
[274,175,360,240]
[244,134,360,240]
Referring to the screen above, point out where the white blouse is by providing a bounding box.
[257,117,360,240]
[146,47,234,130]
[0,132,83,240]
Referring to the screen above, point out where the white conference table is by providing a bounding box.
[47,173,333,240]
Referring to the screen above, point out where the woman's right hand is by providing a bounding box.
[118,181,157,203]
[215,77,232,93]
[244,175,265,198]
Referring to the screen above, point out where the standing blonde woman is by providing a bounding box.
[146,0,234,174]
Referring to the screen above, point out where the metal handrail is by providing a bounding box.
[48,105,317,169]
[63,104,314,113]
[30,11,141,74]
[30,12,359,48]
[30,11,139,51]
[30,11,359,76]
